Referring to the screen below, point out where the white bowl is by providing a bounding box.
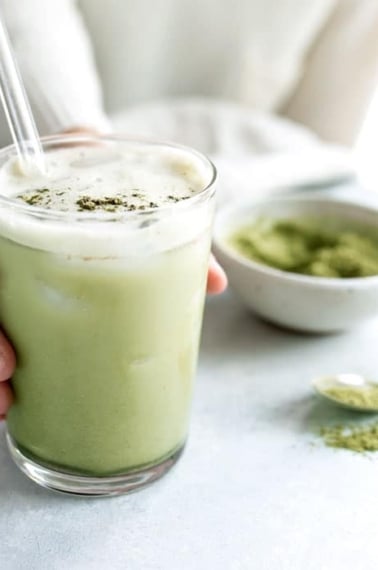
[213,195,378,333]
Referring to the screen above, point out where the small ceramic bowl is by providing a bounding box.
[213,195,378,333]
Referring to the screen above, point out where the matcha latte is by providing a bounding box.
[0,136,216,496]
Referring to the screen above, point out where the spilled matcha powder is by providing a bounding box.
[231,218,378,277]
[321,422,378,453]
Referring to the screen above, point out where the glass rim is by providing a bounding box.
[0,134,217,222]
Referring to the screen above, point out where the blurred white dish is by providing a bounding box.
[213,195,378,333]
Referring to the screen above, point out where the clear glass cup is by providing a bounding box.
[0,135,216,496]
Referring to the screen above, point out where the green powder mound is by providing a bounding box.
[321,422,378,453]
[231,218,378,278]
[324,386,378,409]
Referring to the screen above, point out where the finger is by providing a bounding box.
[207,255,228,295]
[61,126,102,136]
[0,381,13,417]
[56,127,104,150]
[0,331,16,381]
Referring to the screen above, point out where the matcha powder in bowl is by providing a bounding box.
[231,218,378,278]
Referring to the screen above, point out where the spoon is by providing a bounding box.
[312,373,378,413]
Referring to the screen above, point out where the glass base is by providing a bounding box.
[6,432,184,497]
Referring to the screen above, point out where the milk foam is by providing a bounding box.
[0,142,215,257]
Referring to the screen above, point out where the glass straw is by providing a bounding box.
[0,14,45,174]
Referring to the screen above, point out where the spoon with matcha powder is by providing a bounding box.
[313,373,378,413]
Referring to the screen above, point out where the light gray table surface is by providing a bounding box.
[1,290,378,570]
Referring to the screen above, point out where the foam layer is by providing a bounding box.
[0,142,215,257]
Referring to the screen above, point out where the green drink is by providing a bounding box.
[0,136,216,495]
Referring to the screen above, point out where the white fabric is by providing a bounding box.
[0,0,359,195]
[283,0,378,145]
[0,0,336,141]
[77,0,337,113]
[0,0,110,144]
[112,98,355,204]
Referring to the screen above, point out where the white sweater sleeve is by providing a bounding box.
[0,0,110,140]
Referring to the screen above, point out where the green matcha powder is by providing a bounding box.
[321,422,378,453]
[231,218,378,278]
[324,385,378,409]
[319,385,378,452]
